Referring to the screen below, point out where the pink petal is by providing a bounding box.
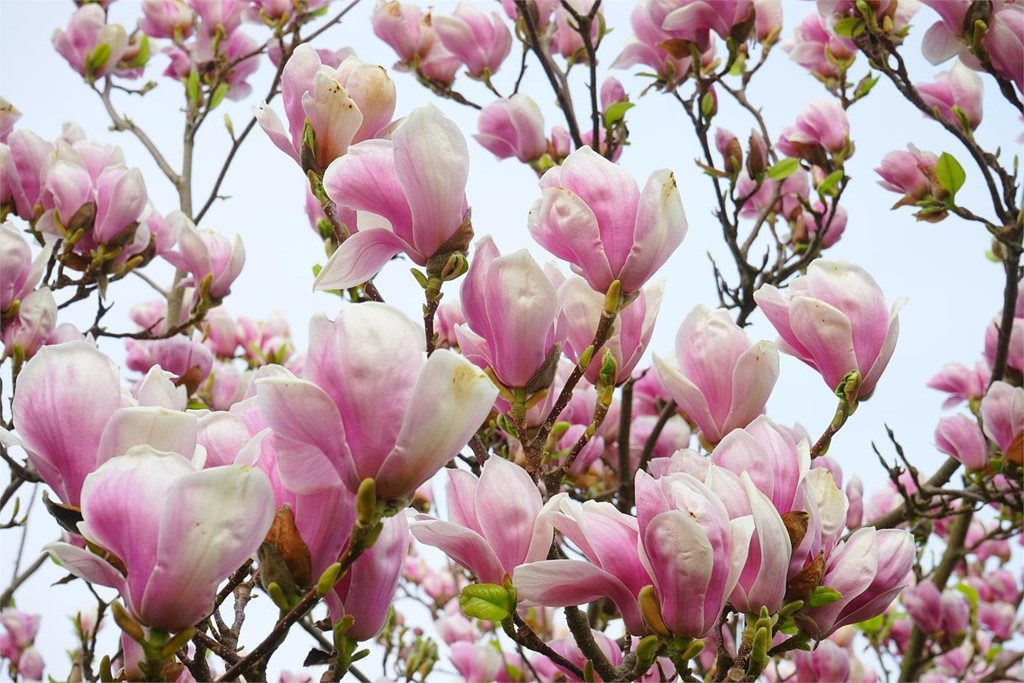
[788,296,859,391]
[513,559,647,634]
[410,518,506,584]
[378,349,497,500]
[476,456,541,575]
[312,228,411,291]
[96,407,198,466]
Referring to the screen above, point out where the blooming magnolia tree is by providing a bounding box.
[0,0,1021,681]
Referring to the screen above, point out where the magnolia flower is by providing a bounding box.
[254,45,396,172]
[754,259,905,398]
[411,456,552,583]
[455,237,559,390]
[654,305,779,445]
[313,105,471,291]
[46,446,275,632]
[162,216,245,299]
[473,95,547,163]
[434,3,512,78]
[52,5,128,81]
[916,62,984,132]
[528,146,687,295]
[256,303,497,501]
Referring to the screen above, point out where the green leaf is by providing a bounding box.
[766,157,800,180]
[603,101,634,127]
[816,170,845,198]
[808,585,843,607]
[125,35,151,68]
[85,43,112,78]
[935,152,966,199]
[854,73,879,100]
[208,83,230,112]
[459,584,515,622]
[185,67,200,106]
[832,17,861,38]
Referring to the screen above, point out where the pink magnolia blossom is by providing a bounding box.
[918,0,973,66]
[784,13,857,81]
[654,305,779,445]
[0,222,52,314]
[703,468,791,615]
[754,259,906,398]
[559,276,664,386]
[984,4,1024,93]
[125,334,215,384]
[473,94,547,163]
[552,0,601,62]
[37,152,148,258]
[934,414,988,470]
[313,104,471,291]
[793,640,850,682]
[46,446,274,632]
[254,45,396,172]
[162,218,245,299]
[612,0,712,84]
[449,642,503,683]
[139,0,194,39]
[875,145,941,203]
[661,0,755,50]
[434,3,512,78]
[777,99,851,163]
[800,527,915,638]
[372,1,436,66]
[411,456,551,584]
[52,5,128,81]
[547,629,624,681]
[0,609,42,680]
[455,237,559,390]
[1,289,65,360]
[635,470,753,637]
[984,311,1024,374]
[916,62,984,131]
[980,380,1023,455]
[256,303,497,501]
[528,146,687,295]
[927,359,990,408]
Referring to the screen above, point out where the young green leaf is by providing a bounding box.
[766,157,801,180]
[459,584,515,622]
[935,152,966,199]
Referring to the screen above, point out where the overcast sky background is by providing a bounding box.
[1,0,1019,679]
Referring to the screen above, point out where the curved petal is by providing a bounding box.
[513,559,647,634]
[723,340,779,434]
[141,464,274,631]
[392,104,470,255]
[410,518,505,584]
[527,190,615,292]
[642,509,714,637]
[378,349,497,500]
[255,376,351,490]
[13,341,124,506]
[476,456,541,574]
[96,407,198,466]
[322,139,413,241]
[45,541,128,595]
[619,169,687,292]
[303,71,363,168]
[253,102,299,162]
[653,354,718,442]
[859,298,906,398]
[788,296,858,391]
[312,228,410,291]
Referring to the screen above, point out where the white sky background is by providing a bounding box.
[0,0,1020,680]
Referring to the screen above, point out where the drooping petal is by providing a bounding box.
[312,228,411,291]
